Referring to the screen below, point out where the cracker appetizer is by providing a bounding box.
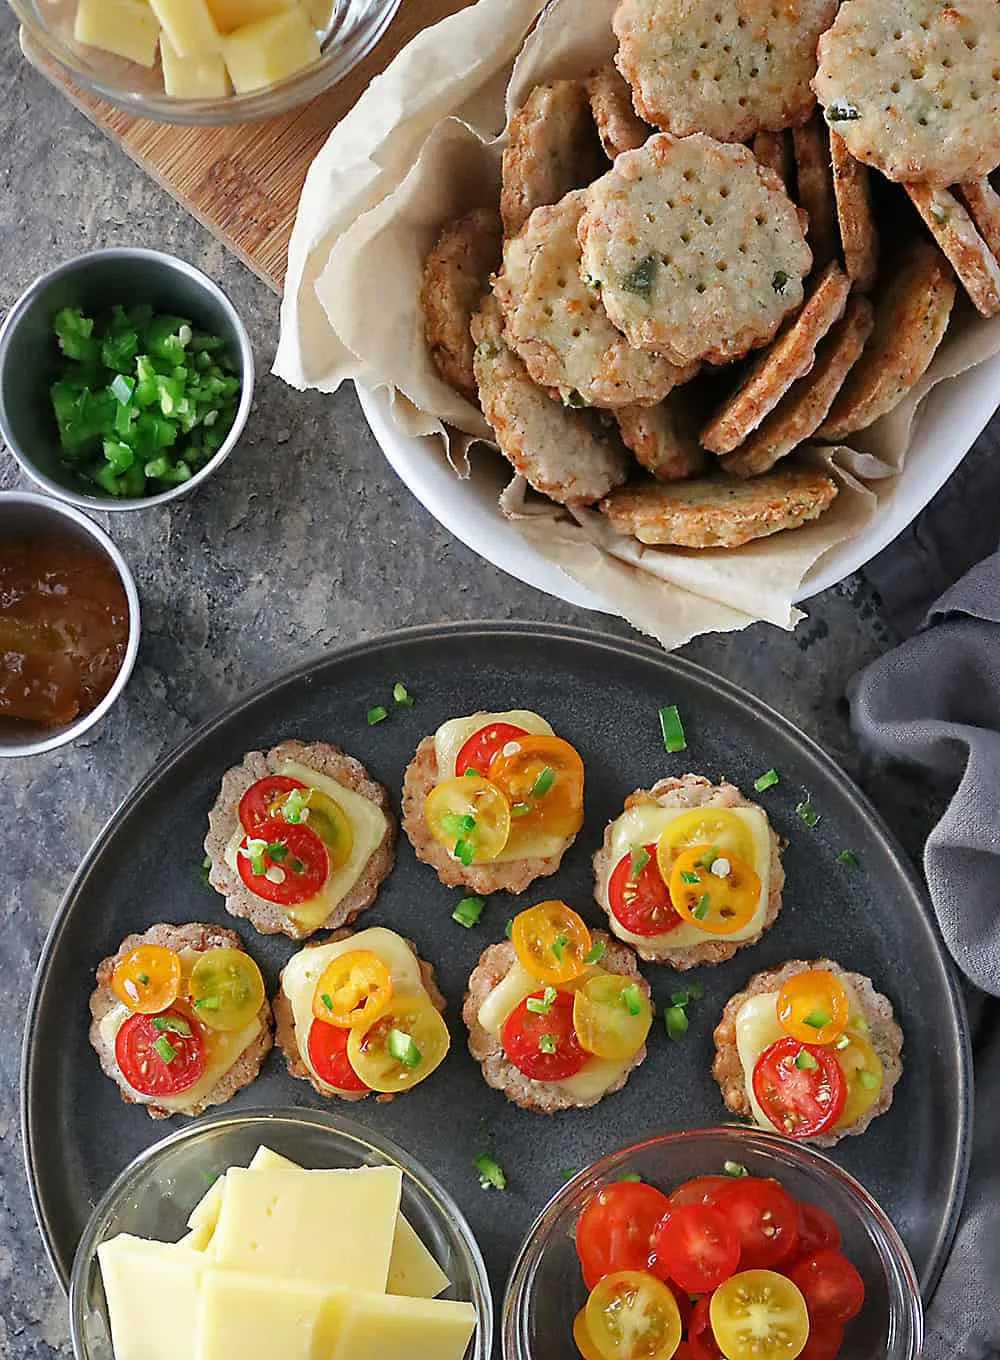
[593,775,784,969]
[463,903,652,1113]
[274,926,449,1102]
[89,923,272,1120]
[713,959,903,1146]
[205,739,395,941]
[402,709,585,893]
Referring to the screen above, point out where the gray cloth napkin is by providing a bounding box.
[851,464,1000,1354]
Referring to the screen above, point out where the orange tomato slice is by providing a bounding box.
[833,1030,884,1128]
[312,950,393,1029]
[655,808,757,887]
[574,1309,606,1360]
[777,969,850,1046]
[511,901,592,985]
[487,735,584,841]
[424,775,512,863]
[709,1270,809,1360]
[668,845,761,936]
[573,970,652,1061]
[187,948,265,1032]
[585,1270,682,1360]
[111,944,182,1014]
[347,991,450,1093]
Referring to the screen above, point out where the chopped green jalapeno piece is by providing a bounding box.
[453,896,486,928]
[796,798,821,828]
[795,1048,819,1071]
[724,1161,748,1178]
[531,766,556,798]
[837,849,860,868]
[526,986,558,1015]
[474,1154,506,1191]
[538,1033,557,1054]
[367,705,388,725]
[630,847,651,879]
[392,682,414,707]
[152,1035,177,1065]
[665,1006,689,1040]
[754,768,780,792]
[658,703,687,752]
[622,983,643,1016]
[583,940,606,965]
[386,1029,422,1069]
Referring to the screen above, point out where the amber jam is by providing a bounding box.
[0,536,129,727]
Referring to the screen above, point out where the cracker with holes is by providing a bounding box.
[814,0,1000,187]
[494,191,688,409]
[722,296,874,477]
[599,467,839,548]
[906,183,1000,318]
[587,63,650,160]
[501,81,604,237]
[613,0,837,143]
[421,209,503,402]
[471,294,631,505]
[960,177,1000,256]
[752,130,792,187]
[579,134,811,366]
[617,393,706,482]
[820,238,956,439]
[793,116,839,271]
[830,131,879,291]
[701,262,850,455]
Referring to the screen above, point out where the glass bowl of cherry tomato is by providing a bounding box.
[503,1127,921,1360]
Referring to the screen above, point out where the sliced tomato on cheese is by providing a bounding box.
[307,1017,370,1092]
[608,844,683,936]
[236,819,329,906]
[115,1008,207,1097]
[501,989,588,1082]
[238,775,307,832]
[456,722,529,777]
[751,1037,847,1139]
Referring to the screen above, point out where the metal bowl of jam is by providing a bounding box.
[0,491,140,757]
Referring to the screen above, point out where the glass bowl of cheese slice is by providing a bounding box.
[12,0,401,124]
[69,1107,492,1360]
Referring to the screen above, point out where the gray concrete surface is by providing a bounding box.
[0,9,996,1353]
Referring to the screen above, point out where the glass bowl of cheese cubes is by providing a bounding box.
[69,1106,492,1360]
[12,0,401,123]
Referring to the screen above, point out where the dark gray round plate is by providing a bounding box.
[22,623,970,1300]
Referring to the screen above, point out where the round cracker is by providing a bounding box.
[579,134,812,366]
[421,209,502,401]
[617,394,706,482]
[905,182,1000,318]
[613,0,837,143]
[813,0,1000,187]
[587,63,651,160]
[204,739,396,941]
[592,775,784,968]
[819,237,956,439]
[471,293,631,506]
[599,465,838,549]
[495,191,688,409]
[792,115,839,272]
[829,131,879,292]
[959,176,1000,257]
[501,81,604,237]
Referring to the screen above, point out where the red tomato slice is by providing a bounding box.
[608,844,683,936]
[236,819,328,906]
[797,1202,843,1257]
[115,1009,207,1098]
[650,1203,740,1293]
[688,1295,724,1360]
[751,1037,848,1138]
[788,1250,865,1324]
[707,1177,801,1270]
[575,1182,672,1290]
[674,1345,695,1360]
[456,722,528,777]
[667,1175,733,1209]
[307,1018,370,1092]
[501,990,588,1082]
[797,1320,845,1360]
[238,775,306,832]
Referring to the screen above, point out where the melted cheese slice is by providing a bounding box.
[224,759,390,932]
[596,802,772,949]
[476,961,633,1103]
[282,928,428,1096]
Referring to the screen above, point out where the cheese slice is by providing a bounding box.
[596,803,772,949]
[223,759,389,932]
[187,1144,291,1240]
[331,1292,477,1360]
[179,1222,215,1252]
[98,1235,206,1360]
[196,1267,349,1360]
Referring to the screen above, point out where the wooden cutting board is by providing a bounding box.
[20,0,470,295]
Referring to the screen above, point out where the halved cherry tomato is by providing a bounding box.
[688,1296,724,1360]
[311,950,393,1029]
[751,1038,847,1139]
[573,970,653,1061]
[187,948,265,1032]
[668,845,760,936]
[585,1270,682,1360]
[307,1017,370,1092]
[574,1308,606,1360]
[655,809,757,887]
[608,845,683,937]
[667,1175,732,1209]
[424,775,512,863]
[575,1181,672,1289]
[709,1269,809,1360]
[111,944,182,1015]
[456,722,528,777]
[501,989,588,1082]
[796,1203,842,1257]
[832,1031,883,1128]
[777,970,850,1046]
[348,991,450,1093]
[511,901,592,985]
[650,1203,740,1294]
[787,1250,865,1324]
[238,775,306,832]
[708,1178,800,1271]
[115,1008,207,1097]
[487,735,585,840]
[236,819,329,906]
[298,790,354,872]
[796,1321,844,1360]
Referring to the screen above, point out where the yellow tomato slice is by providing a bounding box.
[111,945,182,1015]
[487,735,585,841]
[424,775,512,863]
[511,901,592,985]
[585,1270,682,1360]
[300,789,354,873]
[667,845,761,936]
[347,990,450,1093]
[311,950,393,1029]
[709,1270,809,1360]
[573,970,653,1061]
[655,808,757,887]
[777,969,850,1046]
[833,1030,884,1127]
[187,948,265,1032]
[574,1309,606,1360]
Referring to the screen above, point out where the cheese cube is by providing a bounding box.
[161,35,230,97]
[332,1293,477,1360]
[98,1235,206,1360]
[74,0,159,67]
[387,1215,449,1300]
[205,0,293,35]
[149,0,221,54]
[221,6,321,94]
[212,1166,401,1292]
[196,1268,349,1360]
